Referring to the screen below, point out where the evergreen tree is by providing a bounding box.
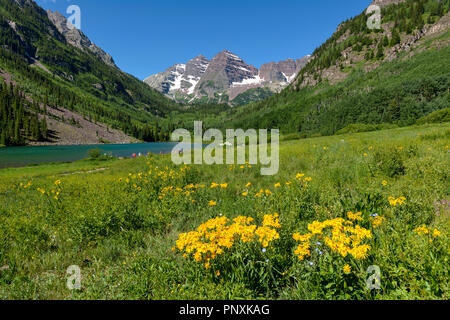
[376,43,384,59]
[30,115,40,141]
[0,129,6,146]
[417,15,424,30]
[390,29,401,46]
[417,0,425,15]
[14,116,21,143]
[39,118,48,140]
[436,1,444,17]
[406,22,413,34]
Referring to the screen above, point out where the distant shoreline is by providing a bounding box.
[1,140,172,148]
[0,142,178,169]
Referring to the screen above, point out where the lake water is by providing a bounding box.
[0,142,180,168]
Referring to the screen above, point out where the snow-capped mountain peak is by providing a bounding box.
[144,50,310,104]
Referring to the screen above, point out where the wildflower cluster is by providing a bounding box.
[19,181,32,189]
[208,200,217,206]
[255,189,272,198]
[228,162,253,171]
[369,213,386,229]
[296,173,312,182]
[240,181,273,198]
[121,164,191,192]
[414,225,442,239]
[293,217,373,261]
[210,182,228,189]
[388,196,406,207]
[347,211,363,221]
[343,264,352,274]
[159,183,206,200]
[174,214,281,269]
[36,179,62,201]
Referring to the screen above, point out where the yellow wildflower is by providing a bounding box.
[293,233,313,242]
[208,200,217,206]
[294,242,311,260]
[389,196,406,207]
[433,229,442,238]
[308,221,326,234]
[296,173,305,180]
[343,264,352,274]
[347,211,363,222]
[262,214,281,229]
[371,216,386,228]
[349,244,371,260]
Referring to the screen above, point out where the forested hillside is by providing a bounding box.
[293,0,449,88]
[221,45,449,136]
[0,80,48,146]
[176,0,449,137]
[0,0,179,146]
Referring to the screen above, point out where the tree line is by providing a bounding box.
[0,80,48,146]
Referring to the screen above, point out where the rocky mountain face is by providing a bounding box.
[259,57,310,83]
[144,50,310,104]
[46,10,116,67]
[145,55,209,96]
[196,50,259,98]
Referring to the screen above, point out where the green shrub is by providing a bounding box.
[416,108,450,125]
[87,148,102,159]
[371,147,406,178]
[336,123,398,135]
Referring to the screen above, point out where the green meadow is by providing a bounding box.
[0,123,449,300]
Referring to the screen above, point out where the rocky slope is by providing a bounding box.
[292,0,449,89]
[0,68,137,145]
[46,10,116,67]
[144,50,310,105]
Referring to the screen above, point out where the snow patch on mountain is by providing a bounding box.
[232,75,264,87]
[169,64,186,91]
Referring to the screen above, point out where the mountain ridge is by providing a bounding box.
[144,50,310,105]
[46,10,116,68]
[0,0,179,146]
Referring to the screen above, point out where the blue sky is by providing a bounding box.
[36,0,372,80]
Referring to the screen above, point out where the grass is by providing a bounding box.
[0,123,449,300]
